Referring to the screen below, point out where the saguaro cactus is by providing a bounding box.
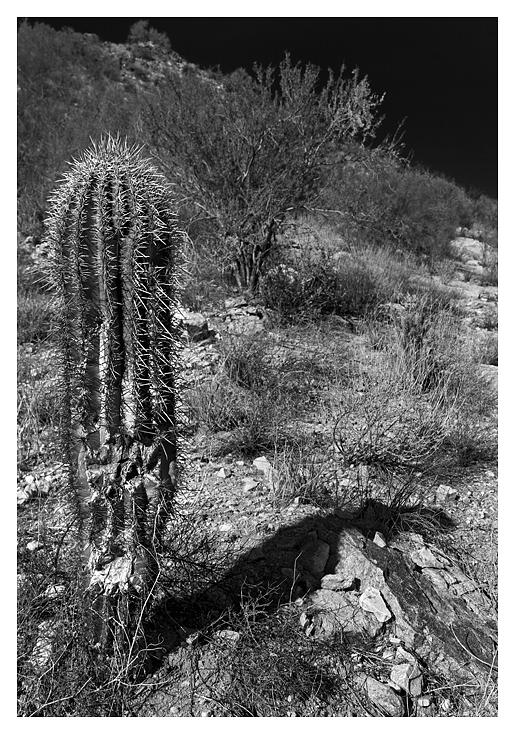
[45,137,183,648]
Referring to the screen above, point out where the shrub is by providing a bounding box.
[261,241,414,322]
[17,21,141,235]
[145,56,383,290]
[127,19,171,51]
[325,155,473,258]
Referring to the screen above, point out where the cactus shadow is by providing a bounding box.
[143,499,456,672]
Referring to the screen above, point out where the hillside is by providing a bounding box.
[17,21,497,718]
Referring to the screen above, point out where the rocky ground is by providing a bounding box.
[17,233,498,717]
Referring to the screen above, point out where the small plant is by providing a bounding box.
[261,240,413,323]
[45,136,183,651]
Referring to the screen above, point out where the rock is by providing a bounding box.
[435,484,458,504]
[26,540,43,552]
[449,237,485,263]
[418,697,432,708]
[373,531,387,548]
[181,309,217,343]
[252,456,278,488]
[31,620,54,670]
[17,488,31,505]
[241,477,259,491]
[390,662,423,696]
[222,304,267,336]
[299,538,330,577]
[321,573,355,591]
[215,467,229,478]
[219,523,233,533]
[44,584,65,599]
[362,676,404,717]
[224,297,248,310]
[318,526,497,683]
[479,364,498,391]
[410,546,445,569]
[359,586,392,623]
[307,588,380,638]
[396,646,418,665]
[213,629,241,645]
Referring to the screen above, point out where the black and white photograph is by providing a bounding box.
[16,9,500,718]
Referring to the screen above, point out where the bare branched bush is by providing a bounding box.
[145,56,383,290]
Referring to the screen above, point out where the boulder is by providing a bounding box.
[304,526,497,683]
[449,237,485,263]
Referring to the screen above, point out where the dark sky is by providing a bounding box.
[26,17,498,197]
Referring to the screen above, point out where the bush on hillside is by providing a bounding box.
[127,20,171,51]
[145,56,384,291]
[324,155,473,258]
[17,21,141,235]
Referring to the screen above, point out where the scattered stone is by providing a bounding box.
[213,629,241,645]
[418,697,432,708]
[186,631,201,646]
[181,309,217,343]
[17,489,31,505]
[373,531,387,548]
[307,588,380,638]
[26,540,43,552]
[362,676,404,717]
[321,573,355,591]
[390,662,423,696]
[219,523,233,533]
[241,477,259,491]
[435,484,459,504]
[299,611,315,637]
[396,646,418,665]
[449,237,485,263]
[215,467,229,479]
[224,297,248,310]
[222,304,267,336]
[359,586,392,623]
[252,456,278,488]
[410,546,445,569]
[44,584,65,599]
[31,620,54,670]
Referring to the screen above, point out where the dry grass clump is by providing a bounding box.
[17,346,60,469]
[261,240,416,323]
[186,331,352,457]
[189,592,361,717]
[333,290,496,476]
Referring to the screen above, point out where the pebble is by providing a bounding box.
[242,478,259,491]
[373,531,387,548]
[418,697,432,708]
[26,540,43,552]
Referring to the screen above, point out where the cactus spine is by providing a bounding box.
[46,137,182,648]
